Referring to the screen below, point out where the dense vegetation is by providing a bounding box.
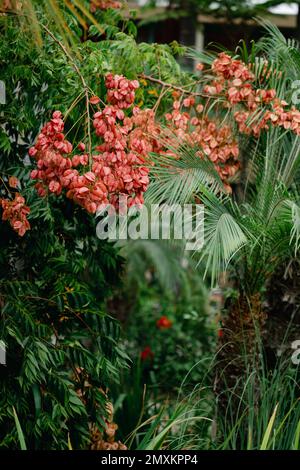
[1,0,300,450]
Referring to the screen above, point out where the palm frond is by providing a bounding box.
[1,0,112,53]
[278,200,300,255]
[256,19,300,86]
[119,238,187,293]
[186,47,217,67]
[279,136,300,188]
[199,191,248,286]
[146,142,224,206]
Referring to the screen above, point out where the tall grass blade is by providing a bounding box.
[260,403,278,450]
[12,406,27,450]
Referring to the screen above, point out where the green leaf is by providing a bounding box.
[260,403,278,450]
[12,407,27,451]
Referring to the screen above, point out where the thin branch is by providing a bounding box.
[140,73,261,107]
[25,294,96,336]
[153,87,169,115]
[41,24,92,165]
[0,176,13,195]
[140,74,208,98]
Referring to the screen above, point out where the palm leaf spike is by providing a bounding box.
[199,192,248,286]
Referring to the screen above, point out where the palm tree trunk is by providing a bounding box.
[264,260,300,368]
[214,293,267,411]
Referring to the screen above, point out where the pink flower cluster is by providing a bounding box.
[159,53,300,192]
[8,176,19,189]
[165,99,239,191]
[211,52,254,82]
[203,52,300,137]
[128,108,161,158]
[235,99,300,136]
[29,75,155,213]
[91,75,159,207]
[29,111,74,197]
[105,73,139,109]
[0,194,30,236]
